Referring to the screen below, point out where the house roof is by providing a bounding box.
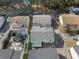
[33,15,51,18]
[28,48,59,59]
[60,14,79,25]
[31,26,53,32]
[12,50,22,59]
[31,26,54,47]
[33,15,51,26]
[74,46,79,56]
[0,49,22,59]
[10,16,29,28]
[0,49,14,59]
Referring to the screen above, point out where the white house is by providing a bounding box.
[31,26,54,47]
[70,46,79,59]
[33,15,51,26]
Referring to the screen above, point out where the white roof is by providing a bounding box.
[33,15,51,18]
[31,26,53,32]
[33,15,51,26]
[70,46,79,59]
[31,26,54,47]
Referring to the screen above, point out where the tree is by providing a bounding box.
[41,0,48,4]
[28,40,32,50]
[74,0,79,5]
[3,40,9,49]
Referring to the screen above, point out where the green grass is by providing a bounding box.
[24,43,27,52]
[28,40,32,50]
[23,53,28,59]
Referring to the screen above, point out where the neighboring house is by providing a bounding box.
[10,16,29,30]
[70,46,79,59]
[31,26,54,47]
[0,49,22,59]
[33,15,51,26]
[0,17,6,29]
[28,48,60,59]
[59,14,79,32]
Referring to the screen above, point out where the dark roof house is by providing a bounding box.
[0,49,22,59]
[28,48,60,59]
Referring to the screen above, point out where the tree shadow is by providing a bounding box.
[0,20,10,33]
[59,54,67,59]
[54,33,64,48]
[51,18,59,29]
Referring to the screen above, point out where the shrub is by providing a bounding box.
[28,40,32,50]
[23,53,28,59]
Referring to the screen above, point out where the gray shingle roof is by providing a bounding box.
[0,49,22,59]
[12,51,22,59]
[28,48,59,59]
[0,49,14,59]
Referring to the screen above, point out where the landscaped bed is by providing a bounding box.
[23,53,28,59]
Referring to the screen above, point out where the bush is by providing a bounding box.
[28,40,32,50]
[76,30,79,34]
[65,29,72,33]
[2,40,9,49]
[10,31,16,36]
